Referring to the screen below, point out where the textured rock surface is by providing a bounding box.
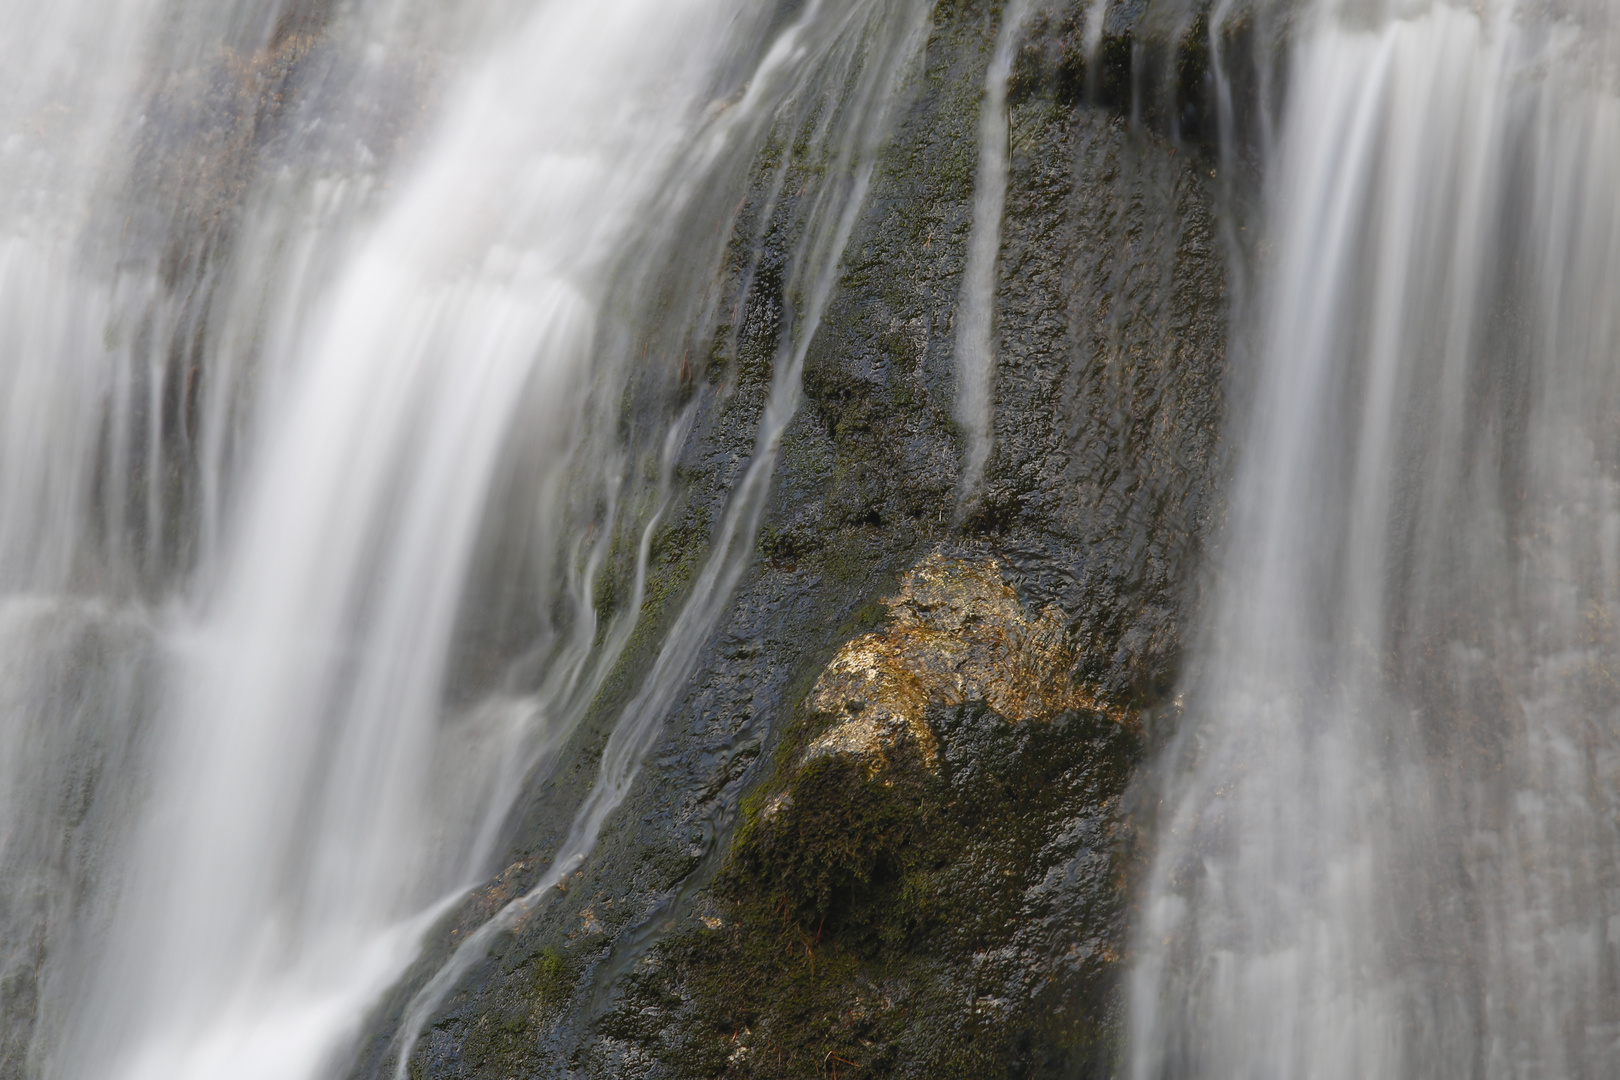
[350,1,1229,1077]
[805,548,1124,772]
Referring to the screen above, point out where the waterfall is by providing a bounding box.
[1131,0,1620,1076]
[953,0,1037,511]
[0,1,924,1078]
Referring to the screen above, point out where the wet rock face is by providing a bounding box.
[645,700,1139,1080]
[637,548,1141,1079]
[362,2,1227,1078]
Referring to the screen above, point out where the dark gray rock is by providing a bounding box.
[348,1,1230,1077]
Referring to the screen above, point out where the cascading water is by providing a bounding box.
[0,1,924,1078]
[1131,0,1620,1075]
[953,0,1035,510]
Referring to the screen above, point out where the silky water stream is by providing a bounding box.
[1132,1,1620,1077]
[0,1,925,1078]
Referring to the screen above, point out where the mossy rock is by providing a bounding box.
[609,699,1139,1079]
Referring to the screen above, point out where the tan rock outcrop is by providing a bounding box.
[805,548,1123,772]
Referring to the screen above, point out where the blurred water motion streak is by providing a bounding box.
[1131,2,1620,1076]
[0,1,924,1078]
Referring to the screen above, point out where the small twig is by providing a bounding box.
[825,1049,862,1079]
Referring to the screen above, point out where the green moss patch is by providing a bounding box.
[604,701,1139,1079]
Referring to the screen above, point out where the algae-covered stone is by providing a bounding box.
[622,691,1139,1080]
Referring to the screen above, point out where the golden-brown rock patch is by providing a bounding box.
[805,548,1123,772]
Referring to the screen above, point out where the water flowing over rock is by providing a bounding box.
[0,0,1229,1074]
[1131,2,1620,1078]
[17,0,1620,1077]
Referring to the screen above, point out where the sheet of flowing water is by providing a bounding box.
[0,1,924,1079]
[1131,0,1620,1076]
[953,0,1036,511]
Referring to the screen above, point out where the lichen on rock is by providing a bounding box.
[806,547,1123,771]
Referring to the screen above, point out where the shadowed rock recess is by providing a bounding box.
[357,1,1227,1077]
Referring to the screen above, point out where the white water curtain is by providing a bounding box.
[1132,1,1620,1076]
